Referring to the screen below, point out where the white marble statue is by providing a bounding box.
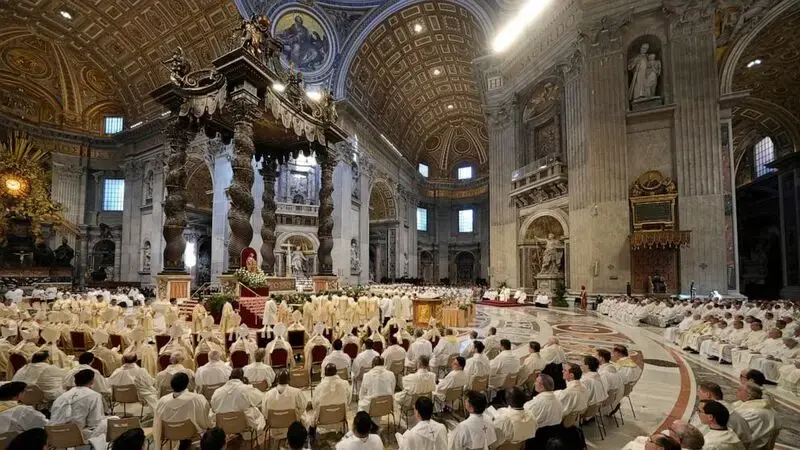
[291,250,306,276]
[537,233,564,275]
[628,43,661,103]
[350,240,361,274]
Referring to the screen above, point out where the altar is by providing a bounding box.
[412,298,443,328]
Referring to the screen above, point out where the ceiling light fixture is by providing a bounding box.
[413,23,424,33]
[493,0,552,53]
[272,82,286,92]
[306,91,322,102]
[746,58,763,68]
[59,10,73,20]
[447,104,454,110]
[130,121,144,129]
[432,68,441,76]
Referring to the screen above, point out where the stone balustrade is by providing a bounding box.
[509,157,568,208]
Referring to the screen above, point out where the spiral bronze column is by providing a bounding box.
[316,149,335,275]
[260,159,277,274]
[161,119,191,273]
[226,100,260,270]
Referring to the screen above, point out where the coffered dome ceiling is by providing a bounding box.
[344,1,489,180]
[0,0,240,132]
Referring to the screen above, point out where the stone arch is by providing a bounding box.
[518,209,569,245]
[453,251,477,284]
[368,179,397,221]
[185,157,213,211]
[518,211,567,290]
[275,231,320,251]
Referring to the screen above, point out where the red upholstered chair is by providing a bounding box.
[158,354,171,371]
[270,348,288,369]
[257,331,273,349]
[90,357,106,376]
[401,339,410,351]
[342,343,358,360]
[196,352,209,368]
[9,354,27,374]
[109,334,123,349]
[155,335,170,352]
[70,332,87,353]
[373,341,384,354]
[231,351,249,369]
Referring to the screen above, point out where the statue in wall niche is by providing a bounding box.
[403,252,409,277]
[291,249,307,277]
[143,170,154,203]
[628,43,661,105]
[537,233,565,275]
[142,242,151,272]
[649,272,668,294]
[54,238,75,267]
[350,240,361,274]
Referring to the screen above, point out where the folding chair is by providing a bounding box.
[19,384,45,408]
[265,409,296,449]
[46,423,86,450]
[337,368,351,382]
[160,419,199,450]
[316,404,348,435]
[402,392,432,428]
[436,386,463,418]
[252,380,269,392]
[437,354,457,379]
[469,375,489,399]
[562,411,580,428]
[112,384,144,418]
[601,389,621,429]
[201,383,224,402]
[368,395,396,437]
[107,417,152,449]
[621,382,636,419]
[289,367,310,395]
[581,402,605,440]
[216,411,255,450]
[388,359,404,389]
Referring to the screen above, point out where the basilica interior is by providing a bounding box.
[1,0,800,449]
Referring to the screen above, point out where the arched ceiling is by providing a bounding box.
[0,0,240,132]
[345,1,489,180]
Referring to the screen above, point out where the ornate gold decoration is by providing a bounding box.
[630,170,678,197]
[630,230,691,250]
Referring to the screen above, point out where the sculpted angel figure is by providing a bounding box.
[238,14,271,59]
[537,233,565,275]
[162,47,191,86]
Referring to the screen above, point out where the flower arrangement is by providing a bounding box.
[234,267,270,288]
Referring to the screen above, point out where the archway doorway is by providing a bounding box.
[368,180,397,282]
[419,250,434,283]
[455,252,476,284]
[518,214,566,291]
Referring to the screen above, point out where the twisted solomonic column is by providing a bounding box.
[260,159,278,274]
[162,119,192,272]
[316,149,336,275]
[226,99,261,270]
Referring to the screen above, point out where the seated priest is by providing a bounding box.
[696,400,746,450]
[156,353,196,395]
[265,324,294,368]
[380,335,406,371]
[554,363,590,418]
[62,352,110,395]
[612,345,642,385]
[159,324,195,371]
[303,363,351,432]
[209,368,265,434]
[261,370,306,424]
[12,326,40,360]
[483,328,501,357]
[448,391,497,450]
[395,355,436,409]
[464,341,491,386]
[749,338,800,383]
[581,356,609,407]
[491,387,538,447]
[196,350,232,390]
[0,325,17,379]
[489,339,521,391]
[433,356,468,403]
[405,329,433,370]
[12,351,66,401]
[733,383,780,449]
[0,381,48,433]
[518,342,546,387]
[358,356,396,412]
[108,353,159,415]
[229,324,258,361]
[40,326,73,370]
[597,349,625,413]
[734,328,783,371]
[153,373,213,450]
[352,339,380,381]
[523,374,564,429]
[396,397,447,450]
[195,331,226,359]
[432,329,460,371]
[123,328,158,377]
[303,323,332,365]
[321,339,352,372]
[51,369,114,449]
[243,349,276,387]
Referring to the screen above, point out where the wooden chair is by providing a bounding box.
[155,335,171,352]
[9,354,26,374]
[0,432,17,450]
[216,411,255,450]
[490,373,518,404]
[46,423,86,449]
[195,352,209,368]
[201,383,224,402]
[160,419,199,450]
[230,350,249,369]
[158,354,171,371]
[112,384,144,418]
[368,395,396,437]
[265,409,296,448]
[342,343,358,360]
[19,384,45,408]
[469,375,489,397]
[388,359,404,388]
[289,367,310,395]
[270,348,289,369]
[316,404,348,434]
[70,331,87,353]
[107,417,152,447]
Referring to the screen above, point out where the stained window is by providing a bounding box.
[754,137,776,178]
[103,179,125,211]
[458,209,474,233]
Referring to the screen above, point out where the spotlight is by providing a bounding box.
[432,69,441,76]
[272,82,286,92]
[413,23,424,33]
[306,91,322,102]
[447,104,454,110]
[59,10,73,20]
[746,59,763,68]
[5,178,21,192]
[493,0,553,53]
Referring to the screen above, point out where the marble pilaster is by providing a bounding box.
[210,141,232,279]
[121,159,144,281]
[331,150,354,283]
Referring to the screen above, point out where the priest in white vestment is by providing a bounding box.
[448,391,497,450]
[555,363,590,417]
[62,351,111,395]
[396,355,436,409]
[397,396,447,450]
[489,340,521,391]
[523,374,563,428]
[597,349,625,413]
[729,322,767,367]
[612,345,642,385]
[322,339,352,372]
[51,369,114,449]
[90,329,123,375]
[336,411,384,450]
[243,348,276,387]
[431,329,460,370]
[690,382,752,447]
[749,338,800,382]
[262,297,277,328]
[434,356,468,403]
[491,387,537,446]
[778,361,800,395]
[352,339,380,380]
[156,353,196,395]
[540,337,566,365]
[12,351,66,401]
[108,353,160,415]
[358,356,396,412]
[697,399,746,450]
[518,341,546,386]
[581,356,608,406]
[460,331,480,358]
[482,328,501,358]
[734,328,783,371]
[195,350,232,389]
[733,383,780,449]
[303,323,332,366]
[265,324,295,368]
[0,381,48,433]
[405,329,433,370]
[381,335,407,369]
[261,370,306,424]
[153,372,213,450]
[303,364,351,429]
[464,341,491,387]
[209,368,265,433]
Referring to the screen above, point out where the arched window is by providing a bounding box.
[754,137,776,178]
[457,165,474,180]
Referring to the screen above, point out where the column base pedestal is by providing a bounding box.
[156,273,193,301]
[534,273,565,306]
[312,275,338,293]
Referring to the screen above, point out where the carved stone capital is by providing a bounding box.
[122,159,145,180]
[558,49,584,82]
[578,15,632,58]
[485,101,516,129]
[663,0,717,36]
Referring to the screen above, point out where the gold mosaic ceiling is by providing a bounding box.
[346,1,489,179]
[0,0,240,133]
